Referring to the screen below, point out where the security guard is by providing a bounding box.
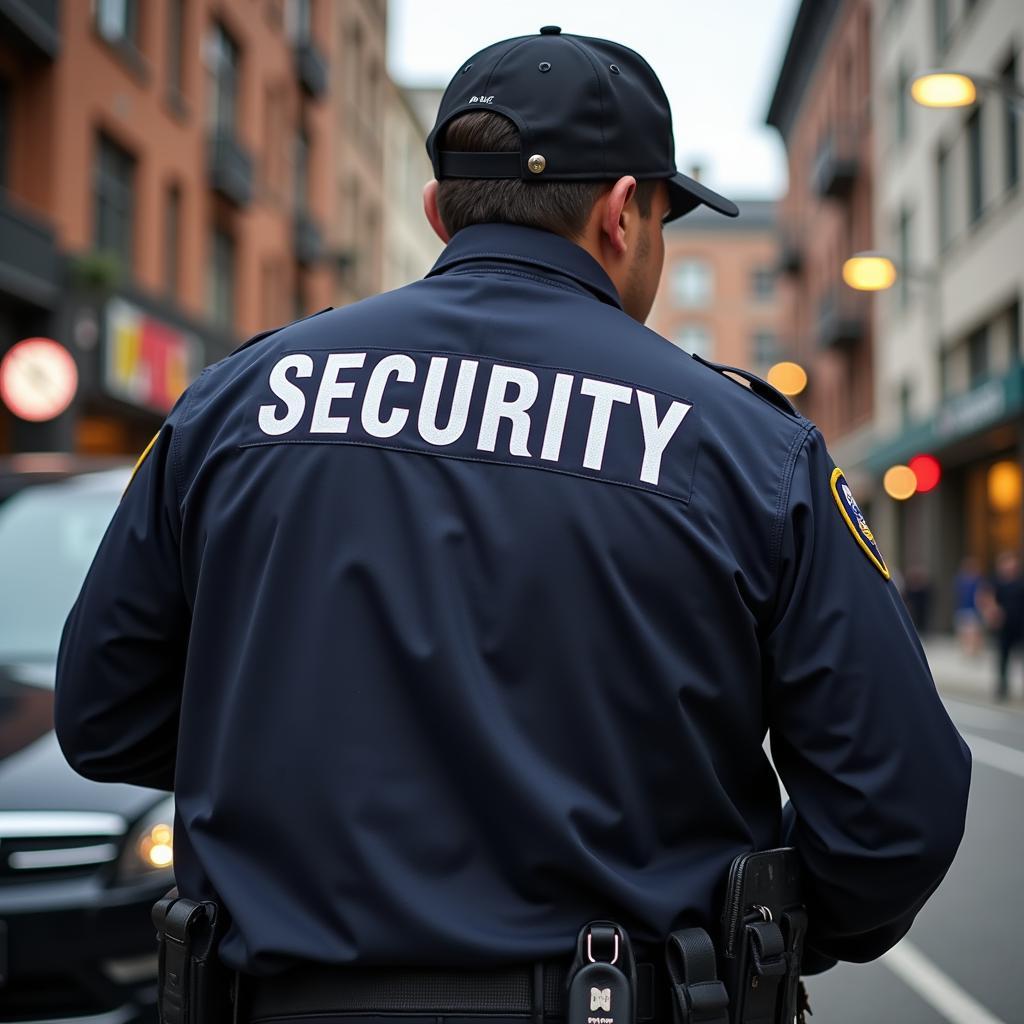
[55,28,970,1024]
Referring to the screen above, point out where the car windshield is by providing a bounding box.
[0,475,123,671]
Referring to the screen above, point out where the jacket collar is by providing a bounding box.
[426,224,623,311]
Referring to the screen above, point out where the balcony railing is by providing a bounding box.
[812,127,861,200]
[295,41,328,98]
[208,132,254,208]
[294,210,323,266]
[0,189,59,307]
[0,0,60,59]
[817,288,868,350]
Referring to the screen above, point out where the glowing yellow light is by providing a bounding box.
[884,464,918,501]
[911,73,977,109]
[766,361,808,397]
[138,823,174,870]
[843,254,898,292]
[987,460,1022,512]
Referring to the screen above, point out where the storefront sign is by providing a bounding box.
[934,378,1006,441]
[103,298,201,414]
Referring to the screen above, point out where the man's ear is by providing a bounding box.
[599,176,637,256]
[423,181,451,244]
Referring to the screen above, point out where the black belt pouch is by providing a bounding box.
[152,887,232,1024]
[718,848,805,1024]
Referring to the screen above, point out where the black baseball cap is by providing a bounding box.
[426,26,738,222]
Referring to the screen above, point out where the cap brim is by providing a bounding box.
[665,172,739,221]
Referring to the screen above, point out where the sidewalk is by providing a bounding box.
[921,633,1024,710]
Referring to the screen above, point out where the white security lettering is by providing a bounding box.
[477,364,539,457]
[636,390,692,485]
[540,372,575,462]
[310,353,366,433]
[361,353,416,438]
[580,378,633,471]
[418,356,479,446]
[258,353,314,436]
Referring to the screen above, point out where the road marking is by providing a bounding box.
[961,731,1024,779]
[882,940,1007,1024]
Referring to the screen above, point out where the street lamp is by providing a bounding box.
[766,360,807,397]
[842,251,937,292]
[910,69,1024,113]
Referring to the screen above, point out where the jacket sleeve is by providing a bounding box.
[764,427,971,963]
[54,398,192,791]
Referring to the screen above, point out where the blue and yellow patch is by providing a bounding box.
[830,467,890,579]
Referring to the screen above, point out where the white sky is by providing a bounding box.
[387,0,801,200]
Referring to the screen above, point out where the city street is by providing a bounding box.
[804,686,1024,1023]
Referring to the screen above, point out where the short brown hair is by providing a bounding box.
[436,112,657,239]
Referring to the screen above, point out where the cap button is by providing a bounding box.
[539,25,561,35]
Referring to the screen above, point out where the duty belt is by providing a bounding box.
[246,960,663,1022]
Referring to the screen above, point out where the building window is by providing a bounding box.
[95,0,140,48]
[968,325,989,386]
[936,143,951,249]
[0,78,9,190]
[966,106,984,224]
[752,331,776,368]
[1003,55,1019,192]
[94,133,136,271]
[206,22,240,137]
[209,227,235,329]
[165,185,181,297]
[167,0,185,100]
[898,208,912,309]
[673,325,712,359]
[751,267,775,302]
[933,0,950,56]
[671,260,713,307]
[896,64,911,144]
[294,126,309,213]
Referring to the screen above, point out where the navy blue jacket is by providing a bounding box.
[56,224,970,975]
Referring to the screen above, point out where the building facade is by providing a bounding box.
[867,0,1023,622]
[0,0,338,456]
[328,0,388,307]
[382,84,440,294]
[648,200,783,374]
[766,0,876,471]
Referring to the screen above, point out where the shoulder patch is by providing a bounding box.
[830,467,890,579]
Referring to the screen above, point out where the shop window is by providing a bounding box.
[94,132,137,273]
[206,22,240,138]
[671,260,713,308]
[208,226,235,329]
[966,107,984,225]
[674,325,712,359]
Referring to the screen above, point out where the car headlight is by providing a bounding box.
[115,796,175,884]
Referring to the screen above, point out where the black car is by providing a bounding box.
[0,466,174,1023]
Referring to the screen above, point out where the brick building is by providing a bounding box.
[0,0,343,456]
[766,0,876,471]
[649,199,783,374]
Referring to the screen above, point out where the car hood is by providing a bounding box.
[0,662,164,820]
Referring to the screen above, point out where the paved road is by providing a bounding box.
[803,694,1024,1023]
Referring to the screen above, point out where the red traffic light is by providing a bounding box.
[909,454,941,493]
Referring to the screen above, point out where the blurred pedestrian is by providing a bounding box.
[978,550,1024,701]
[953,556,984,655]
[903,565,932,634]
